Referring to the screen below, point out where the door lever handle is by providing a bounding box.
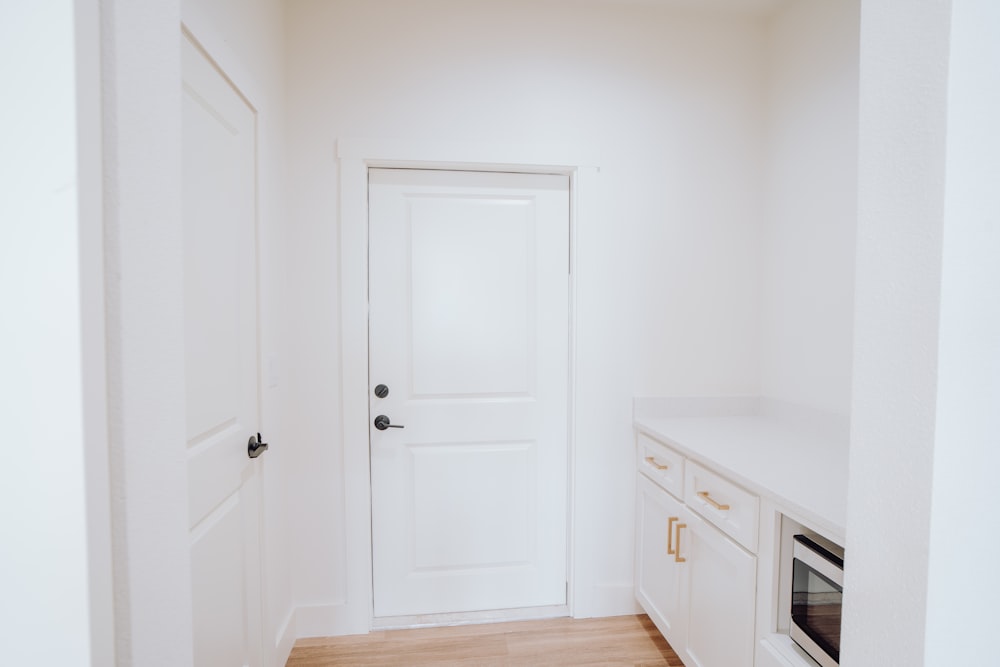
[248,432,268,459]
[374,415,404,431]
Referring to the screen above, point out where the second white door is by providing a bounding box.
[368,168,570,618]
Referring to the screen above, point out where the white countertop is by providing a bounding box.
[633,398,849,540]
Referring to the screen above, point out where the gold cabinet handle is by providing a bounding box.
[645,456,668,471]
[674,523,687,563]
[697,491,730,511]
[667,516,678,554]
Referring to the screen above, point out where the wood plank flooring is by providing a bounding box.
[286,614,683,666]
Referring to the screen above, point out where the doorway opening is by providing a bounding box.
[336,139,598,634]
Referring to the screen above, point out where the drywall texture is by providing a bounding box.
[924,1,1000,663]
[284,0,766,626]
[843,1,951,665]
[760,0,859,416]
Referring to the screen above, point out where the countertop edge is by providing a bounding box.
[633,413,848,541]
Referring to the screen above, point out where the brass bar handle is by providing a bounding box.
[645,456,668,471]
[667,516,678,554]
[674,523,687,563]
[697,490,730,511]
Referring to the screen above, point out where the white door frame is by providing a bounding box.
[337,138,600,633]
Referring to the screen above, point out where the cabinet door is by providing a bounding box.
[679,510,757,667]
[635,474,686,649]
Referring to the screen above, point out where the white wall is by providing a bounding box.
[181,0,295,662]
[285,0,766,630]
[924,0,1000,663]
[100,0,195,664]
[843,1,952,665]
[0,2,111,663]
[760,0,859,416]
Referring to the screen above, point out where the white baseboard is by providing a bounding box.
[293,601,369,638]
[577,583,641,619]
[372,604,569,631]
[273,609,296,666]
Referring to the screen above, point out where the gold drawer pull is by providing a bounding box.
[697,491,730,511]
[645,456,668,470]
[674,523,687,563]
[667,516,678,554]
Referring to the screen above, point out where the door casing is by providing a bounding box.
[337,139,600,633]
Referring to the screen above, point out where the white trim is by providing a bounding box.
[77,0,115,662]
[180,9,267,115]
[102,0,193,662]
[338,138,600,634]
[274,607,297,665]
[760,634,815,667]
[567,165,600,619]
[292,602,354,639]
[337,137,600,170]
[585,584,643,618]
[372,604,570,631]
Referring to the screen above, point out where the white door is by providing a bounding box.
[182,34,264,667]
[368,168,570,618]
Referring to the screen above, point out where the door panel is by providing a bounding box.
[682,511,757,667]
[182,33,262,667]
[411,441,534,569]
[409,196,533,397]
[369,168,569,618]
[635,474,686,648]
[190,497,247,667]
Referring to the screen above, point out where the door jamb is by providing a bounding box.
[337,138,599,633]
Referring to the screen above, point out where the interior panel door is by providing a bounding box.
[181,33,263,667]
[368,168,570,618]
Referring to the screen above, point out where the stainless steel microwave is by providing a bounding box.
[790,534,844,667]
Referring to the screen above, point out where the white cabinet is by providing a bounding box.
[757,638,798,667]
[636,474,686,648]
[635,437,757,667]
[682,507,756,667]
[638,432,685,497]
[685,460,759,552]
[634,405,849,667]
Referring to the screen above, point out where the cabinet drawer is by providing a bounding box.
[637,432,684,499]
[684,460,759,552]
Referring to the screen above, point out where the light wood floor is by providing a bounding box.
[286,614,683,666]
